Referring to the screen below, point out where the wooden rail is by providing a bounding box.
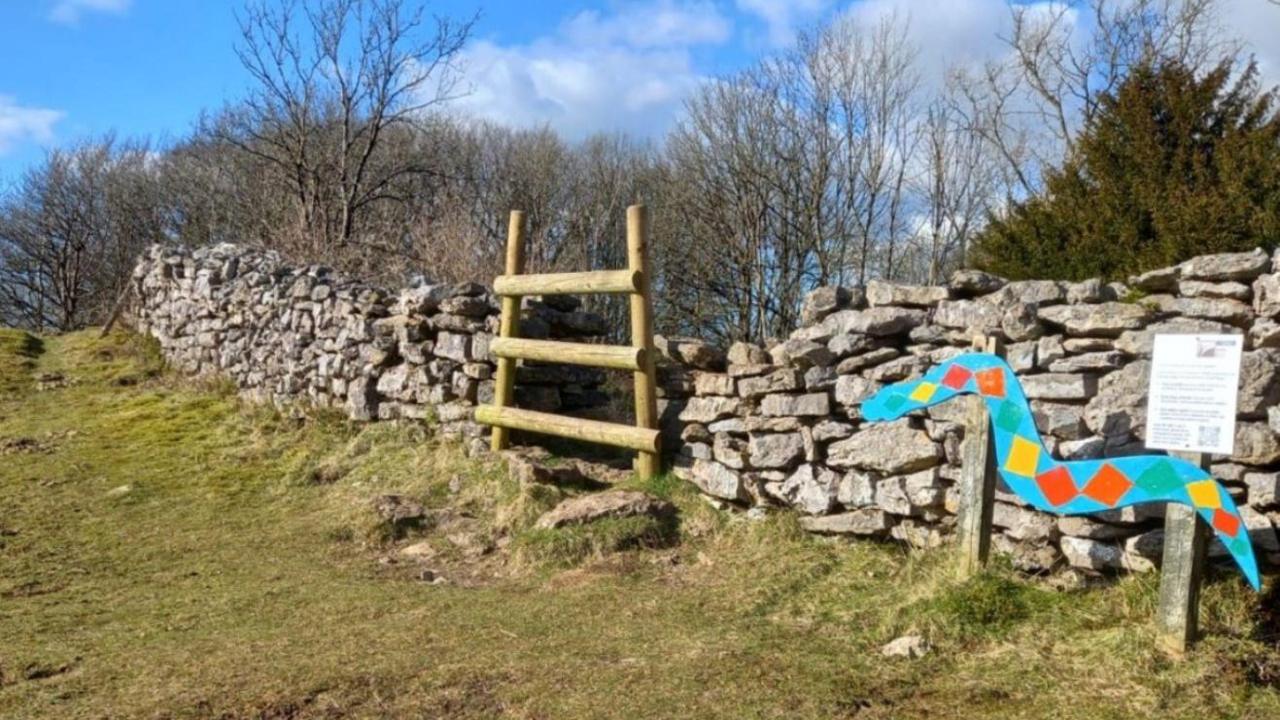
[476,205,662,480]
[493,269,641,296]
[476,406,659,453]
[490,337,644,370]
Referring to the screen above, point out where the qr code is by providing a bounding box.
[1198,425,1220,447]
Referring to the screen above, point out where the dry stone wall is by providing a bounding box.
[130,243,610,444]
[659,248,1280,577]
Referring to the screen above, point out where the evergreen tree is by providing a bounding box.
[973,59,1280,281]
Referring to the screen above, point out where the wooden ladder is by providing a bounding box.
[475,204,661,479]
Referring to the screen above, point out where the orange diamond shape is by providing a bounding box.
[1082,464,1132,507]
[976,368,1005,398]
[1212,509,1241,537]
[1036,466,1077,506]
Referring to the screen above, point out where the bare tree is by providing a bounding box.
[218,0,473,256]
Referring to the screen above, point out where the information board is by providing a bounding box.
[1144,334,1243,455]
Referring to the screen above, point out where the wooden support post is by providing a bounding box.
[957,335,1004,577]
[1156,451,1210,655]
[627,204,660,480]
[490,210,526,452]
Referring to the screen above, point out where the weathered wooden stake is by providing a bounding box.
[957,335,1004,577]
[627,205,660,480]
[489,210,526,452]
[1156,451,1210,655]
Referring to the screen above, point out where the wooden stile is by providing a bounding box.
[476,204,662,479]
[956,334,1004,577]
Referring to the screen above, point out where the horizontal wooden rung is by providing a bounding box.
[490,337,643,370]
[475,405,659,453]
[493,269,640,296]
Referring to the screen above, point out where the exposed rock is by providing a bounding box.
[1036,303,1150,337]
[1254,274,1280,318]
[1083,360,1148,438]
[760,392,831,417]
[881,635,930,659]
[1066,279,1107,304]
[834,375,881,406]
[1153,296,1252,326]
[1234,422,1280,465]
[738,368,804,398]
[949,268,1006,296]
[1035,335,1066,368]
[691,459,746,501]
[779,338,835,368]
[1114,318,1238,356]
[835,347,900,375]
[1179,248,1270,282]
[822,306,928,336]
[533,490,675,529]
[866,280,950,307]
[1179,280,1250,301]
[748,432,806,469]
[656,335,725,370]
[693,372,735,396]
[727,341,770,366]
[993,502,1057,542]
[372,494,427,526]
[933,299,1003,332]
[1245,471,1280,508]
[1047,351,1123,373]
[1022,373,1098,401]
[827,420,942,474]
[678,396,742,423]
[1238,350,1280,417]
[799,509,890,535]
[1060,535,1123,571]
[800,286,854,325]
[778,464,839,514]
[1001,303,1044,341]
[1129,265,1179,292]
[1031,402,1087,440]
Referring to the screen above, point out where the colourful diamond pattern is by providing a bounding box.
[942,365,972,390]
[909,382,939,403]
[1082,464,1132,506]
[1036,466,1077,506]
[1136,460,1182,494]
[995,401,1024,433]
[1213,509,1241,537]
[1004,436,1040,478]
[1186,480,1221,509]
[976,368,1005,398]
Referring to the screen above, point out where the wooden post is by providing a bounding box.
[627,204,660,480]
[490,210,526,452]
[957,334,1004,577]
[1156,451,1210,655]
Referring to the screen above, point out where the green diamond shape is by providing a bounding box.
[1229,537,1249,555]
[884,394,907,411]
[995,401,1024,433]
[1136,461,1182,494]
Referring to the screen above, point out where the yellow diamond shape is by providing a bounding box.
[1004,436,1040,478]
[1186,480,1221,509]
[909,382,938,403]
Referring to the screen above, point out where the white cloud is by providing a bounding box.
[450,1,732,140]
[1218,0,1280,90]
[49,0,131,25]
[736,0,832,46]
[0,96,64,156]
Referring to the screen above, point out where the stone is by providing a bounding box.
[435,331,471,362]
[834,375,881,406]
[993,280,1067,306]
[812,419,855,442]
[678,396,741,423]
[693,372,735,396]
[1062,337,1113,353]
[1036,303,1150,337]
[1030,402,1087,440]
[1058,436,1105,459]
[656,335,725,370]
[1178,280,1250,301]
[713,434,748,469]
[836,471,875,508]
[826,420,942,474]
[1066,278,1106,303]
[760,392,831,417]
[1234,422,1280,465]
[748,433,805,469]
[1179,248,1270,281]
[1006,341,1037,371]
[1245,471,1280,507]
[1249,319,1280,349]
[780,338,834,368]
[533,490,675,529]
[881,635,930,659]
[1022,373,1097,401]
[737,368,804,398]
[1238,349,1280,417]
[1154,296,1252,326]
[799,509,890,535]
[874,468,945,516]
[949,268,1005,296]
[778,464,839,514]
[1001,303,1044,341]
[835,347,900,375]
[1057,515,1132,540]
[826,333,877,358]
[1035,335,1065,368]
[1083,360,1148,438]
[1114,318,1238,356]
[1046,351,1123,373]
[864,356,923,383]
[993,502,1057,542]
[822,306,927,336]
[866,280,950,307]
[800,286,853,324]
[933,299,1003,332]
[1060,535,1123,571]
[727,341,769,366]
[1253,274,1280,318]
[1128,265,1180,292]
[691,459,746,501]
[372,494,427,525]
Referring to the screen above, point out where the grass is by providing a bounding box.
[1,329,1279,718]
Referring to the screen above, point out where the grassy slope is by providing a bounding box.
[0,328,1278,719]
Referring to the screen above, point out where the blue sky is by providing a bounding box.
[2,0,1279,183]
